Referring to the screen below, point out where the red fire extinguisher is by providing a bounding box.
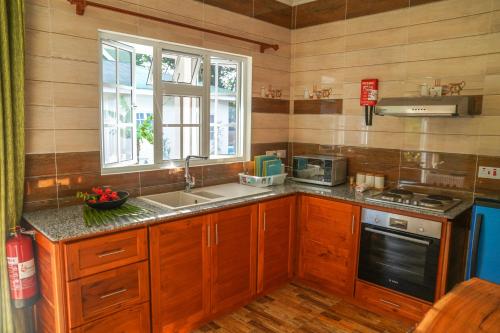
[360,79,379,126]
[6,227,39,308]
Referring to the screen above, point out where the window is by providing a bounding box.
[99,32,251,173]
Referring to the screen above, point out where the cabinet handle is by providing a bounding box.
[263,212,267,232]
[379,298,400,308]
[351,215,355,235]
[99,288,127,299]
[97,248,125,258]
[215,223,219,245]
[207,226,211,247]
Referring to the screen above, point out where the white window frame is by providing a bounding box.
[98,31,252,175]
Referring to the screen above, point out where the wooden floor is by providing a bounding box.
[194,283,413,333]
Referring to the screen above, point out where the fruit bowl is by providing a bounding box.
[77,187,129,210]
[85,191,129,210]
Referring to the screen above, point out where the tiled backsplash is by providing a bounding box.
[24,142,499,211]
[24,140,287,211]
[289,142,500,200]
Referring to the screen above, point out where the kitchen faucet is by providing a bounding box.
[184,155,208,192]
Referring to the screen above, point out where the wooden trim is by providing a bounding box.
[34,232,68,333]
[66,0,279,53]
[436,221,452,300]
[293,99,343,115]
[252,97,290,114]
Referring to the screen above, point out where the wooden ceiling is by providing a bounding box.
[195,0,443,29]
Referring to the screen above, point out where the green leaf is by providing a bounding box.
[82,204,150,227]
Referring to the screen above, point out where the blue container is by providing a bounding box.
[465,198,500,284]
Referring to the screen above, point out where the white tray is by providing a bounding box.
[238,173,287,187]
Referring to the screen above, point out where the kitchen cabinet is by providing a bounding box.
[71,303,150,333]
[257,196,296,294]
[149,215,210,333]
[67,261,149,328]
[355,280,431,322]
[210,204,258,314]
[298,195,360,297]
[149,204,258,331]
[34,228,150,333]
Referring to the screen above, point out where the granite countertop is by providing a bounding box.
[23,181,473,242]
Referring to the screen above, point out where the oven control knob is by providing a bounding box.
[418,227,425,232]
[413,200,419,205]
[374,218,380,223]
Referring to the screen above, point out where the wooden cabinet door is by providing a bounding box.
[257,196,295,294]
[210,204,258,314]
[150,215,210,333]
[298,195,360,297]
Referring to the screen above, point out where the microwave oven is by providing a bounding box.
[291,155,347,186]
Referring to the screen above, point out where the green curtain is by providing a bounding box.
[0,0,26,332]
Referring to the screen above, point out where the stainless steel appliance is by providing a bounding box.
[291,155,346,186]
[375,95,482,117]
[358,208,442,302]
[366,188,462,213]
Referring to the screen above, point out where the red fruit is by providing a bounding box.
[105,188,112,194]
[93,187,103,195]
[88,199,96,204]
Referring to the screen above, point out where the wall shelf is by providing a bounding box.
[293,99,343,115]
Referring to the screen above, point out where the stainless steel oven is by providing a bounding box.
[358,209,442,302]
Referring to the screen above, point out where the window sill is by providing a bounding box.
[100,157,248,175]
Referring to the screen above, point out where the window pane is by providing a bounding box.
[119,127,134,162]
[210,126,215,155]
[183,127,199,158]
[118,49,132,86]
[214,125,236,156]
[137,113,154,165]
[104,127,118,164]
[134,45,154,90]
[102,45,116,84]
[217,63,237,93]
[183,96,200,125]
[162,95,181,124]
[210,58,240,159]
[102,90,117,124]
[119,90,133,123]
[162,51,203,86]
[163,127,180,160]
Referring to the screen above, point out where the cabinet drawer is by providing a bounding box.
[65,228,148,280]
[67,261,149,328]
[71,302,150,333]
[355,280,431,321]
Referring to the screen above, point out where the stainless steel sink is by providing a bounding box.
[139,183,272,210]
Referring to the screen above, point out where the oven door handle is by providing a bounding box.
[365,227,430,246]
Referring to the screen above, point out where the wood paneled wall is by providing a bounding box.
[290,0,500,156]
[24,0,291,210]
[24,0,500,209]
[25,0,291,155]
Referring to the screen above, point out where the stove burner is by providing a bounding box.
[387,189,413,199]
[419,198,444,208]
[380,193,402,201]
[426,194,452,202]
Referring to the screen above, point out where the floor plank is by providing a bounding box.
[193,283,413,333]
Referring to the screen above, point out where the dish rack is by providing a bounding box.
[238,173,287,188]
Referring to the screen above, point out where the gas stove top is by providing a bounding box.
[366,188,462,213]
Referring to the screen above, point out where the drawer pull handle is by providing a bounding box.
[215,224,219,245]
[379,298,400,308]
[99,288,128,299]
[97,249,126,258]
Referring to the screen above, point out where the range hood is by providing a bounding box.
[375,96,482,117]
